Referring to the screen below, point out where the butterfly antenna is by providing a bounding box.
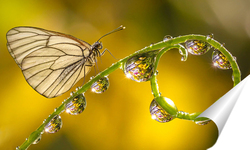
[97,25,125,42]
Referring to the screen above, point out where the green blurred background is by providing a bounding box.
[1,0,250,149]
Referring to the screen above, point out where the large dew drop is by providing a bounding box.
[65,93,86,115]
[149,99,174,123]
[212,50,231,69]
[91,76,110,93]
[44,115,62,133]
[185,40,211,55]
[124,51,157,82]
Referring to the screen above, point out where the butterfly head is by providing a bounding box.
[90,25,125,57]
[91,41,103,57]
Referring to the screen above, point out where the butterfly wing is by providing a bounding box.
[7,27,95,98]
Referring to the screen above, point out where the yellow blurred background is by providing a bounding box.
[1,0,250,149]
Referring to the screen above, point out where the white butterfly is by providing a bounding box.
[6,26,124,98]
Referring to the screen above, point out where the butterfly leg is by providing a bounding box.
[101,48,118,60]
[94,56,99,73]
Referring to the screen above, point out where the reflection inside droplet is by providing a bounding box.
[44,115,62,133]
[212,50,231,69]
[149,99,173,123]
[124,51,157,82]
[91,76,110,94]
[65,93,86,115]
[185,40,211,55]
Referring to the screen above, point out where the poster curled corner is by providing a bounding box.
[197,75,250,150]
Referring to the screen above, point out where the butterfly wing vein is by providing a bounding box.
[6,27,94,98]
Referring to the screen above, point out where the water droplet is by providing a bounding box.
[179,49,183,55]
[75,87,79,91]
[70,92,74,96]
[44,115,62,133]
[194,118,211,125]
[212,50,231,69]
[91,77,110,94]
[90,76,94,80]
[159,92,161,96]
[232,75,234,82]
[206,33,214,40]
[185,40,211,55]
[149,43,154,48]
[149,99,174,123]
[233,56,237,61]
[181,56,185,61]
[54,108,57,112]
[178,111,185,115]
[119,64,123,69]
[163,35,173,42]
[16,146,20,150]
[65,93,86,115]
[124,51,157,82]
[177,111,190,118]
[154,70,159,76]
[33,134,42,144]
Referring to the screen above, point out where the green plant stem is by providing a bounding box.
[149,36,241,122]
[18,34,241,150]
[151,45,188,98]
[150,75,160,98]
[176,111,202,120]
[170,35,241,86]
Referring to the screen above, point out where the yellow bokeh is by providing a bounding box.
[1,0,250,150]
